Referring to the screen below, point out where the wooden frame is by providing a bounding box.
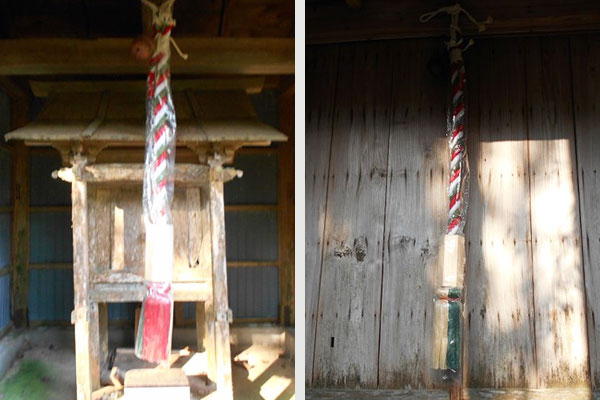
[57,154,237,400]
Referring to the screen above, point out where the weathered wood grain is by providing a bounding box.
[463,39,537,387]
[305,44,339,386]
[312,41,392,388]
[88,188,111,274]
[71,167,102,400]
[572,34,600,389]
[377,39,448,389]
[208,167,233,399]
[10,142,29,328]
[525,37,589,387]
[89,282,211,303]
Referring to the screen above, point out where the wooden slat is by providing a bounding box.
[572,34,600,389]
[224,204,277,211]
[227,261,278,268]
[307,0,600,44]
[525,36,589,387]
[0,38,294,75]
[305,44,339,386]
[55,164,211,185]
[463,39,537,387]
[377,39,447,389]
[312,41,391,387]
[90,282,211,303]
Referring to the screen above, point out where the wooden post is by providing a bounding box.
[10,142,29,328]
[98,302,108,370]
[195,301,206,351]
[208,160,233,400]
[71,159,101,400]
[4,78,31,328]
[278,84,295,326]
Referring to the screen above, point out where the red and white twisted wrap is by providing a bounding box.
[142,0,180,224]
[447,44,469,235]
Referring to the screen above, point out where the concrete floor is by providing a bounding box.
[0,326,294,400]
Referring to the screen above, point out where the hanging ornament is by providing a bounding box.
[135,0,188,364]
[420,3,492,384]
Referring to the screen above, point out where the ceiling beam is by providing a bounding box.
[307,1,600,44]
[0,38,294,75]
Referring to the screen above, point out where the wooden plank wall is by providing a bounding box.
[306,34,600,389]
[572,34,600,389]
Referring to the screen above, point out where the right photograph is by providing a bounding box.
[305,1,600,399]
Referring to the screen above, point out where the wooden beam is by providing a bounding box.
[345,0,362,9]
[29,78,266,97]
[307,1,600,44]
[0,38,294,75]
[278,83,294,326]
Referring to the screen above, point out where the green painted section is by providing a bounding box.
[0,360,50,400]
[446,300,461,371]
[448,287,461,299]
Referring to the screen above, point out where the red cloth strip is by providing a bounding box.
[162,25,173,36]
[450,168,460,183]
[451,80,464,98]
[154,124,167,142]
[154,151,168,170]
[449,192,460,209]
[451,125,464,139]
[153,96,168,116]
[453,103,465,117]
[451,146,463,161]
[448,217,461,232]
[150,53,164,66]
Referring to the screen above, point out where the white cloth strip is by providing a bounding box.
[449,199,461,216]
[155,79,168,99]
[153,106,168,128]
[453,90,463,105]
[153,158,167,179]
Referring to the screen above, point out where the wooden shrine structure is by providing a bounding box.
[6,87,286,400]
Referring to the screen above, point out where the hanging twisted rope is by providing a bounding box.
[420,3,492,378]
[136,0,187,364]
[447,41,468,235]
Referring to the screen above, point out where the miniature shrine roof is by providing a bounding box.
[6,88,286,147]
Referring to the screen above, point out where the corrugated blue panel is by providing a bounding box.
[29,269,74,321]
[108,303,136,321]
[180,267,279,320]
[250,90,279,129]
[0,275,10,330]
[183,302,195,320]
[0,148,10,206]
[30,212,72,263]
[225,210,278,261]
[225,153,278,205]
[0,213,10,268]
[30,153,71,206]
[228,267,279,319]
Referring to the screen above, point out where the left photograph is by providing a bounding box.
[0,0,294,398]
